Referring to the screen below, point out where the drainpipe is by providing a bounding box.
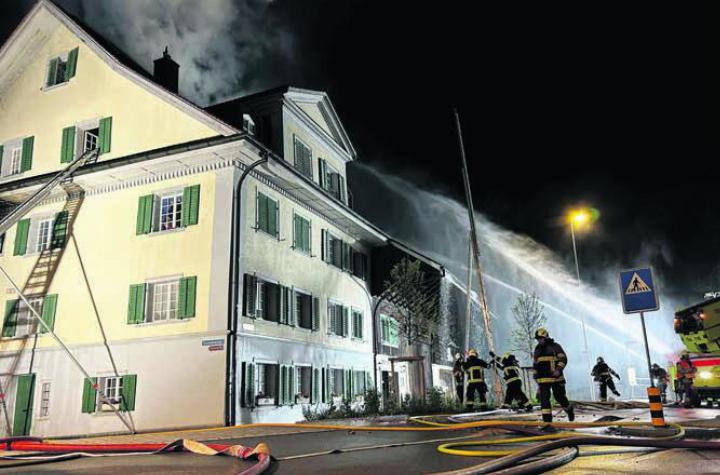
[226,154,268,426]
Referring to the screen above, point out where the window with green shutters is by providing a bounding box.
[13,219,29,256]
[352,309,363,340]
[20,136,33,173]
[98,117,112,154]
[127,276,197,324]
[327,301,348,337]
[380,314,399,347]
[292,213,311,254]
[136,185,200,235]
[256,191,279,238]
[2,295,57,338]
[45,47,79,88]
[82,374,137,413]
[60,126,76,163]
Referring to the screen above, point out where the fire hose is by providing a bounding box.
[1,418,719,474]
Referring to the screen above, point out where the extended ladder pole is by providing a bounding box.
[0,261,134,433]
[0,148,97,237]
[453,109,503,403]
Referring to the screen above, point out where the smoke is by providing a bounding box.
[350,162,685,399]
[56,0,294,105]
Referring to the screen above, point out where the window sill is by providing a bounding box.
[146,227,187,237]
[41,81,70,93]
[130,318,192,327]
[0,171,28,183]
[254,227,281,241]
[1,333,49,341]
[290,246,313,257]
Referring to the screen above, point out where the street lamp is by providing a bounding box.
[567,207,597,401]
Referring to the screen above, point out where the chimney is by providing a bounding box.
[153,47,179,93]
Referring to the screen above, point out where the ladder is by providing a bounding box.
[0,148,98,237]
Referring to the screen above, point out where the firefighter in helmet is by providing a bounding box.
[533,328,574,425]
[452,353,465,402]
[650,363,669,403]
[490,351,533,412]
[463,349,490,411]
[676,351,698,407]
[591,356,621,401]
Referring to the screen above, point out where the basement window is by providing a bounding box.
[256,363,279,406]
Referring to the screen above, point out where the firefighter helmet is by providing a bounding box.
[597,357,604,364]
[455,353,462,361]
[534,328,549,339]
[468,349,478,357]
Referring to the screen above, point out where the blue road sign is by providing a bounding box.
[619,267,660,314]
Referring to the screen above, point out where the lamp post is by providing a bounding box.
[568,209,596,401]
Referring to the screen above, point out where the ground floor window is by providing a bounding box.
[256,363,279,406]
[82,374,137,413]
[39,382,51,417]
[353,371,367,398]
[296,366,312,403]
[330,368,345,399]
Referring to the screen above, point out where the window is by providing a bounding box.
[330,368,345,398]
[352,309,363,339]
[7,298,43,338]
[256,363,279,406]
[328,301,348,337]
[45,48,78,88]
[147,280,179,322]
[353,371,367,398]
[0,233,5,255]
[242,114,255,135]
[292,213,311,254]
[293,136,313,179]
[83,128,99,153]
[295,291,313,330]
[9,148,21,176]
[157,192,183,231]
[255,279,280,322]
[380,314,399,347]
[127,277,196,324]
[35,219,52,253]
[256,192,279,238]
[352,250,368,280]
[319,159,346,202]
[296,366,312,403]
[136,185,200,235]
[82,374,137,413]
[322,230,344,268]
[39,382,51,418]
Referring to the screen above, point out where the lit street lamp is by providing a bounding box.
[567,208,597,401]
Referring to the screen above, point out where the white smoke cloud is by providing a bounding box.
[58,0,294,105]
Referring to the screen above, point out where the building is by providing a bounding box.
[0,0,449,437]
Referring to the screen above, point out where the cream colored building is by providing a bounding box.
[0,0,402,437]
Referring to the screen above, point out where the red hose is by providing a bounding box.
[1,439,271,475]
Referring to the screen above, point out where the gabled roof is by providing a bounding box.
[0,0,237,135]
[207,86,357,160]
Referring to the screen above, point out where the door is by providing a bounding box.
[12,374,35,436]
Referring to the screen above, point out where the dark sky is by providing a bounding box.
[1,1,711,297]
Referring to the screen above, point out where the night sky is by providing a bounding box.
[1,1,710,298]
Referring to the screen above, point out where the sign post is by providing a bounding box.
[619,267,665,427]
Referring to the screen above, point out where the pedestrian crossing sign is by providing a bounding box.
[619,267,659,314]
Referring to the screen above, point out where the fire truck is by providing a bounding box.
[674,296,720,406]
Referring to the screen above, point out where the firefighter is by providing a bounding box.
[463,349,490,411]
[490,351,533,412]
[452,353,465,402]
[591,357,621,401]
[650,363,669,403]
[677,352,698,407]
[533,328,574,425]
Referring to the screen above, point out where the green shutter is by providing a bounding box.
[51,211,69,249]
[292,215,299,249]
[178,276,196,319]
[2,300,18,338]
[318,159,326,188]
[257,194,268,232]
[98,117,112,154]
[312,297,319,331]
[46,58,58,86]
[0,145,4,174]
[244,362,256,407]
[136,195,153,235]
[40,295,57,334]
[303,219,310,253]
[268,198,278,237]
[181,185,200,227]
[12,374,35,436]
[65,47,79,80]
[13,219,30,256]
[20,136,33,172]
[120,374,137,411]
[343,307,349,337]
[60,126,76,163]
[127,284,146,324]
[81,377,97,413]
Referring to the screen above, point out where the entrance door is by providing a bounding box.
[12,374,35,436]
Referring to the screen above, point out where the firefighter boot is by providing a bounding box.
[565,404,575,422]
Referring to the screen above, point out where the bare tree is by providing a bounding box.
[384,258,439,347]
[511,293,546,365]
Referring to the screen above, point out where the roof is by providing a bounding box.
[0,0,237,135]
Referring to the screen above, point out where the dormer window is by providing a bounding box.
[318,159,346,202]
[292,136,313,179]
[45,47,78,89]
[242,114,256,135]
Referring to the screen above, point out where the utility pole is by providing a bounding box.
[454,109,502,403]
